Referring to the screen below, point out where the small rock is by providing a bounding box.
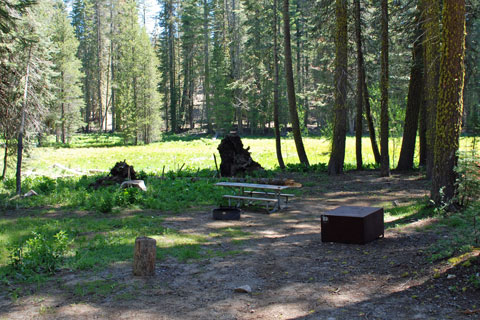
[447,274,456,279]
[393,200,400,207]
[234,285,252,293]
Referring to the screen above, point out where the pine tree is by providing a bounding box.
[283,0,309,166]
[431,0,466,204]
[397,7,424,171]
[328,0,347,174]
[423,0,441,179]
[379,0,390,177]
[49,0,84,144]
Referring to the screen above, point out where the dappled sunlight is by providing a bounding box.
[2,171,477,319]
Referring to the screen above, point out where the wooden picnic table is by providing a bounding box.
[215,182,294,213]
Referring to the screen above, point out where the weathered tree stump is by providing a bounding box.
[217,134,263,177]
[133,236,156,276]
[90,160,137,189]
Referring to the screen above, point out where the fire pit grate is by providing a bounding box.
[212,207,241,220]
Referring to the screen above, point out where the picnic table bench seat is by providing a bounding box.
[215,182,293,213]
[222,194,279,212]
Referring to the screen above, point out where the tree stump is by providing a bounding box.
[133,236,156,276]
[217,134,263,177]
[90,160,137,189]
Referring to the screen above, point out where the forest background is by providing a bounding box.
[0,0,479,197]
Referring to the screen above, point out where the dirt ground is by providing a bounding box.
[1,171,479,320]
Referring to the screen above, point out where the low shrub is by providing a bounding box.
[9,230,71,278]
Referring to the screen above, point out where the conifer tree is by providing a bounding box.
[431,0,466,204]
[328,0,347,174]
[49,0,84,144]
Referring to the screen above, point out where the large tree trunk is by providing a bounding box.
[16,46,31,195]
[283,0,309,166]
[379,0,390,177]
[363,78,381,164]
[96,1,104,132]
[354,0,363,170]
[423,0,441,179]
[431,0,466,204]
[188,64,195,129]
[273,0,285,169]
[397,13,424,171]
[418,94,427,166]
[61,71,66,144]
[168,0,177,133]
[204,0,212,133]
[2,140,8,180]
[110,0,116,133]
[328,0,347,174]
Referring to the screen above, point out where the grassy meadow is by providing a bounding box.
[10,134,480,177]
[0,133,478,284]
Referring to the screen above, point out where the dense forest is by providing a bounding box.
[0,0,478,200]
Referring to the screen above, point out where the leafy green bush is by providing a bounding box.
[114,188,141,207]
[9,230,71,277]
[455,152,480,207]
[3,177,15,191]
[284,162,327,172]
[96,192,114,213]
[34,176,57,194]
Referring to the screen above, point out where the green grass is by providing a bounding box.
[71,279,126,299]
[0,174,225,213]
[1,133,478,283]
[429,203,480,261]
[0,211,214,275]
[384,201,435,229]
[11,134,477,177]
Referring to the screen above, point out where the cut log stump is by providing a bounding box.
[133,236,156,276]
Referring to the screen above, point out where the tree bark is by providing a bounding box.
[2,140,8,180]
[16,46,32,195]
[273,0,285,169]
[363,78,381,164]
[354,0,363,170]
[96,1,104,132]
[110,0,116,133]
[431,0,466,204]
[204,0,212,133]
[418,93,427,166]
[168,0,177,133]
[61,71,66,144]
[328,0,347,174]
[133,237,156,276]
[423,0,440,179]
[379,0,390,177]
[397,14,424,171]
[283,0,309,166]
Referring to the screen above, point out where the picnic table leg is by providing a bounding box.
[276,190,281,210]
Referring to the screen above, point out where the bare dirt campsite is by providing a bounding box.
[1,171,479,320]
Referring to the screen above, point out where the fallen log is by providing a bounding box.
[52,163,85,175]
[120,180,147,192]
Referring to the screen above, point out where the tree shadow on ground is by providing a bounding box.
[1,171,477,319]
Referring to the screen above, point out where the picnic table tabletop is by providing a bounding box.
[214,182,290,191]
